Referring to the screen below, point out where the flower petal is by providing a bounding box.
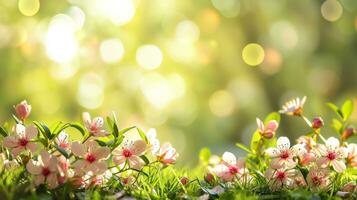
[128,156,145,169]
[25,126,38,139]
[222,152,236,165]
[26,142,38,153]
[92,117,104,128]
[26,160,42,175]
[39,150,51,166]
[82,112,92,128]
[34,175,45,186]
[12,146,24,157]
[131,140,147,155]
[71,141,86,157]
[47,173,58,189]
[277,137,290,150]
[93,147,110,160]
[3,136,18,148]
[332,160,346,173]
[326,137,339,151]
[265,148,280,157]
[15,124,26,136]
[256,118,264,132]
[266,120,278,132]
[113,155,125,165]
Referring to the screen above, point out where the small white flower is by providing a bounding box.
[279,96,306,116]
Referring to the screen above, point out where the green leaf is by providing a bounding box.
[199,147,211,163]
[12,114,22,124]
[95,139,107,146]
[250,131,261,153]
[54,144,69,158]
[118,126,136,136]
[137,128,148,143]
[236,143,251,153]
[341,99,354,121]
[264,112,280,123]
[140,155,150,165]
[0,126,8,137]
[263,137,277,148]
[327,102,343,119]
[69,123,86,136]
[331,118,343,134]
[33,121,52,139]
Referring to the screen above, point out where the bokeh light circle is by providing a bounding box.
[136,45,163,70]
[242,43,265,66]
[321,0,343,22]
[18,0,40,17]
[100,39,125,64]
[209,90,235,117]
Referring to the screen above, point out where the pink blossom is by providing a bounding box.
[265,168,297,191]
[14,100,31,121]
[71,140,110,175]
[57,156,72,184]
[55,131,70,150]
[156,142,179,164]
[112,140,147,169]
[279,96,306,116]
[316,137,347,173]
[347,143,357,168]
[3,124,38,157]
[306,166,330,192]
[26,150,59,189]
[256,118,278,139]
[82,112,109,137]
[213,152,246,182]
[296,136,316,152]
[299,152,316,166]
[265,137,305,169]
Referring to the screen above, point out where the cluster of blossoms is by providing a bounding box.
[203,97,356,198]
[1,100,178,190]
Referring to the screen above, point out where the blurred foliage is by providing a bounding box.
[0,0,357,164]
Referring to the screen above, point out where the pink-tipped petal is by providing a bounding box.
[3,136,18,148]
[266,120,278,132]
[71,142,86,157]
[39,150,51,166]
[26,142,38,153]
[131,140,147,155]
[12,146,24,157]
[26,160,42,175]
[25,126,38,139]
[93,147,110,160]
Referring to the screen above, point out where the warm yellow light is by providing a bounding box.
[321,0,343,22]
[18,0,40,17]
[209,90,235,117]
[136,45,163,69]
[100,39,125,64]
[270,21,298,50]
[95,0,135,26]
[77,73,104,109]
[45,14,78,63]
[175,20,200,44]
[242,43,265,66]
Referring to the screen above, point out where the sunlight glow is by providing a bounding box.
[321,0,343,22]
[95,0,135,26]
[45,14,78,63]
[136,45,163,70]
[100,39,125,64]
[209,90,235,117]
[77,73,104,109]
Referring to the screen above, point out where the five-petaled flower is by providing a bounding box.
[213,152,246,182]
[156,142,179,164]
[55,131,70,150]
[306,166,330,192]
[279,96,306,116]
[256,118,278,139]
[3,124,38,157]
[265,137,305,169]
[316,137,347,173]
[265,168,297,191]
[82,112,109,137]
[26,150,59,189]
[14,100,31,121]
[71,140,110,175]
[112,140,147,169]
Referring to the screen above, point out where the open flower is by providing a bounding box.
[112,140,147,169]
[26,150,59,189]
[55,131,70,150]
[316,137,347,173]
[71,140,110,175]
[3,124,38,157]
[213,152,246,182]
[346,143,357,168]
[279,96,306,116]
[14,100,31,121]
[82,112,109,137]
[306,166,330,192]
[265,168,297,191]
[156,142,179,164]
[256,118,278,139]
[265,137,305,169]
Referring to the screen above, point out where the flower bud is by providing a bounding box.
[70,176,85,188]
[14,100,31,121]
[341,181,356,192]
[341,126,355,140]
[180,176,189,185]
[204,172,214,183]
[311,117,324,130]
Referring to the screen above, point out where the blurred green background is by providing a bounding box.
[0,0,357,165]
